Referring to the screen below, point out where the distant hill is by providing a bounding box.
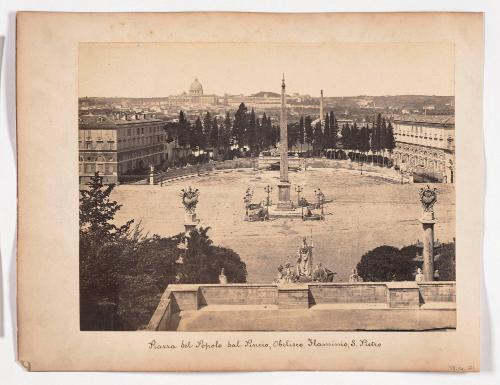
[250,91,281,98]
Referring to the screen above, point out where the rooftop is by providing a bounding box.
[391,114,455,125]
[79,114,164,129]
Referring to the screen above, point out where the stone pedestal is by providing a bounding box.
[218,274,228,285]
[386,282,420,308]
[277,285,309,309]
[420,211,436,282]
[277,182,293,210]
[184,212,199,233]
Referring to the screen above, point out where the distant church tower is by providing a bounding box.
[320,89,324,126]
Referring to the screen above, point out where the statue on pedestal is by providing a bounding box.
[274,265,285,284]
[284,263,295,283]
[415,267,424,283]
[179,186,200,235]
[348,267,363,283]
[273,236,337,283]
[296,237,313,278]
[219,268,228,284]
[312,262,336,282]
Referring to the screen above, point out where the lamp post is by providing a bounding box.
[264,185,273,216]
[315,189,325,217]
[295,185,303,206]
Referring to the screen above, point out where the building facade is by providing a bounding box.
[79,114,170,184]
[162,78,219,108]
[391,115,455,183]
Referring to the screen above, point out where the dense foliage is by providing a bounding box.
[80,173,247,330]
[356,245,416,282]
[356,241,455,282]
[166,109,396,163]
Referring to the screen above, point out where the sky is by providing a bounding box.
[79,42,454,98]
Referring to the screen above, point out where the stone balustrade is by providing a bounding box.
[147,281,456,331]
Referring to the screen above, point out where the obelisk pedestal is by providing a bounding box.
[420,211,436,281]
[277,182,292,210]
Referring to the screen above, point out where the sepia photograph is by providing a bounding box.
[78,42,456,332]
[14,10,486,373]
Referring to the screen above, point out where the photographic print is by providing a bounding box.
[78,42,456,332]
[17,12,482,371]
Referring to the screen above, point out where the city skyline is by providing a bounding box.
[79,42,454,98]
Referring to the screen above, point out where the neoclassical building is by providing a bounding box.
[189,78,203,96]
[79,113,171,184]
[391,115,455,183]
[162,78,218,107]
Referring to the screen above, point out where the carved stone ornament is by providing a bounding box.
[419,184,437,212]
[179,186,200,214]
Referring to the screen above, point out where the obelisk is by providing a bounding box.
[277,74,293,210]
[320,89,324,126]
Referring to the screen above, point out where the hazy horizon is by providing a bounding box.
[79,93,454,99]
[79,42,454,98]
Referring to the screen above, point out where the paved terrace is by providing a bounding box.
[147,282,456,331]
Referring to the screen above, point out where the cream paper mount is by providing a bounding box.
[16,12,483,371]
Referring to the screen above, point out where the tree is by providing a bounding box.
[358,125,371,153]
[273,124,280,147]
[79,172,134,330]
[219,111,232,156]
[330,111,338,149]
[313,121,324,154]
[210,117,219,157]
[304,115,314,149]
[191,117,204,155]
[116,234,180,330]
[261,113,274,149]
[385,120,396,153]
[233,103,248,148]
[202,111,212,150]
[177,110,190,149]
[435,241,455,280]
[298,116,305,152]
[351,122,359,151]
[79,172,133,242]
[178,227,247,284]
[341,123,351,150]
[246,108,257,153]
[323,113,332,149]
[356,245,416,282]
[255,117,263,152]
[371,113,382,154]
[287,122,300,152]
[80,176,247,331]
